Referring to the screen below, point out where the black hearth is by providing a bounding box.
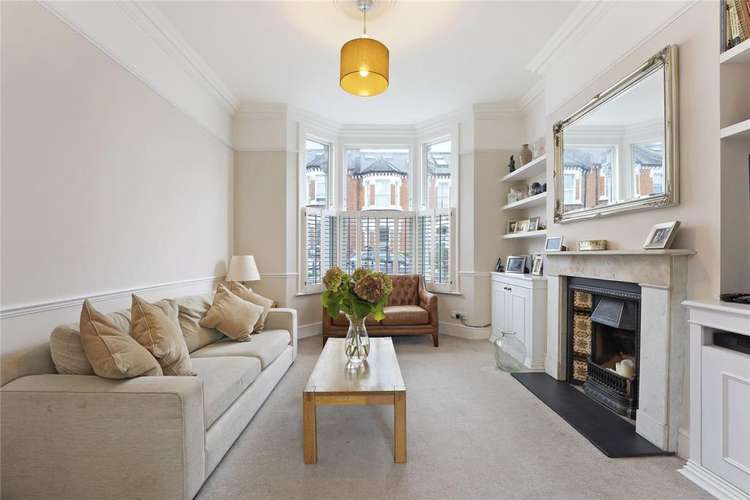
[566,277,641,419]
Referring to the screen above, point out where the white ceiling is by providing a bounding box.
[154,1,579,124]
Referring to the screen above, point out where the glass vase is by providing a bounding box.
[494,331,526,372]
[344,315,370,365]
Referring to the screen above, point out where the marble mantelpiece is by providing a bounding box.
[544,249,694,453]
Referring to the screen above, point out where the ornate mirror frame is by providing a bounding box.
[553,45,679,223]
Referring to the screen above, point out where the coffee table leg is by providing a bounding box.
[303,392,317,464]
[394,391,406,463]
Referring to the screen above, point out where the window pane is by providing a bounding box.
[425,140,451,209]
[563,146,614,209]
[305,140,329,207]
[631,143,664,197]
[345,148,409,211]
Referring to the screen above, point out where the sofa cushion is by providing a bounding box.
[200,284,263,342]
[191,357,261,429]
[331,314,380,327]
[130,295,194,376]
[226,281,274,332]
[175,296,224,352]
[381,305,429,325]
[49,326,95,375]
[79,300,163,379]
[191,329,290,369]
[388,275,420,306]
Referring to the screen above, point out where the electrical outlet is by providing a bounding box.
[450,311,465,320]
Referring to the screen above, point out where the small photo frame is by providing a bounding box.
[507,221,517,234]
[505,255,527,274]
[515,219,529,233]
[528,216,541,232]
[643,221,681,249]
[545,236,564,252]
[531,255,544,276]
[494,257,504,272]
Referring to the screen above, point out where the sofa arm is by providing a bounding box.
[1,375,205,500]
[419,288,438,326]
[265,308,298,359]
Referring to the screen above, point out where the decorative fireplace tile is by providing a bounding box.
[573,313,592,355]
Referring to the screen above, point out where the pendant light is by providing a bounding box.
[339,0,389,97]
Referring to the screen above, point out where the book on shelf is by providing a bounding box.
[723,0,750,51]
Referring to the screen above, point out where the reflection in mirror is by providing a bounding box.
[554,46,677,223]
[562,68,664,212]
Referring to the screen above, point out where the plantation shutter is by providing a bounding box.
[417,211,434,284]
[378,217,396,274]
[360,216,377,270]
[434,208,453,287]
[303,207,323,289]
[397,216,414,274]
[340,213,358,274]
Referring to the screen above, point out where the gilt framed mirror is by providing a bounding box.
[553,46,679,223]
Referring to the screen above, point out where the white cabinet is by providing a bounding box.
[491,272,547,370]
[681,301,750,500]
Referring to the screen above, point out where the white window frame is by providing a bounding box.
[563,169,582,205]
[342,145,414,212]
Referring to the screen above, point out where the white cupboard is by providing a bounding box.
[491,272,547,370]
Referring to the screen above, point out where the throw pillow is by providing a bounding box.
[175,295,224,352]
[79,299,163,379]
[200,284,263,341]
[227,281,274,332]
[130,295,195,376]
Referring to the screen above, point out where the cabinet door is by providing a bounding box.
[508,286,529,352]
[701,345,750,494]
[491,282,507,340]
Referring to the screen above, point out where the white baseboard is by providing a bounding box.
[680,460,750,500]
[298,322,322,339]
[439,321,490,340]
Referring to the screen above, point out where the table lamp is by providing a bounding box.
[226,255,260,285]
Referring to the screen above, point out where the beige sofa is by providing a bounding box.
[0,294,297,500]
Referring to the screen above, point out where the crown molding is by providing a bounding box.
[519,80,545,112]
[290,107,342,138]
[338,123,418,139]
[236,102,289,115]
[526,1,604,75]
[39,0,235,146]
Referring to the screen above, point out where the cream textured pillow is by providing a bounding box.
[200,284,263,341]
[130,295,195,376]
[176,296,224,352]
[79,300,162,379]
[227,281,274,332]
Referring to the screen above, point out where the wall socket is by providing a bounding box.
[450,311,465,320]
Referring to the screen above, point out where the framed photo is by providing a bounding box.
[515,219,529,233]
[494,257,504,272]
[507,221,517,234]
[643,221,681,249]
[531,255,544,276]
[545,236,564,252]
[505,255,527,274]
[528,216,541,232]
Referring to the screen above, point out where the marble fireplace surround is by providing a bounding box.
[544,249,695,452]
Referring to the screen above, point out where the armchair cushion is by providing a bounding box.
[388,275,420,305]
[381,305,429,325]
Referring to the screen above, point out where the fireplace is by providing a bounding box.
[566,277,641,419]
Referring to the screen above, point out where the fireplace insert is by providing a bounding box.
[566,277,641,419]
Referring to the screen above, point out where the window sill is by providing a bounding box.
[296,290,323,297]
[429,289,463,296]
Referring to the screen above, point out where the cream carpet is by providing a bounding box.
[196,336,709,500]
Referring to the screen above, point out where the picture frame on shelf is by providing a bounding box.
[643,221,681,249]
[515,219,529,233]
[531,255,544,276]
[528,216,541,232]
[507,221,517,234]
[494,257,504,272]
[545,236,565,252]
[505,255,527,274]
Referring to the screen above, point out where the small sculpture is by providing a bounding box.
[530,182,543,196]
[508,155,516,173]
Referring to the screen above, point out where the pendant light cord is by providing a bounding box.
[363,6,367,37]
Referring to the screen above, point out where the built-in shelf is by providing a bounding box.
[491,271,547,281]
[720,38,750,64]
[500,154,546,183]
[502,229,548,240]
[502,192,547,211]
[544,249,696,256]
[720,118,750,140]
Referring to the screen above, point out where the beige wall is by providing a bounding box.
[535,2,720,301]
[1,3,232,355]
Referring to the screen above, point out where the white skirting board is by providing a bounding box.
[298,322,322,339]
[680,461,750,500]
[439,321,490,340]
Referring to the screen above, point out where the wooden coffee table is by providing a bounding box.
[303,337,406,464]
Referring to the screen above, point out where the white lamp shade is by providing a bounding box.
[226,255,260,282]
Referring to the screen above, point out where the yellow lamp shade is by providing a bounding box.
[340,37,389,97]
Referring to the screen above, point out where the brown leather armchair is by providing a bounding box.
[322,275,439,347]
